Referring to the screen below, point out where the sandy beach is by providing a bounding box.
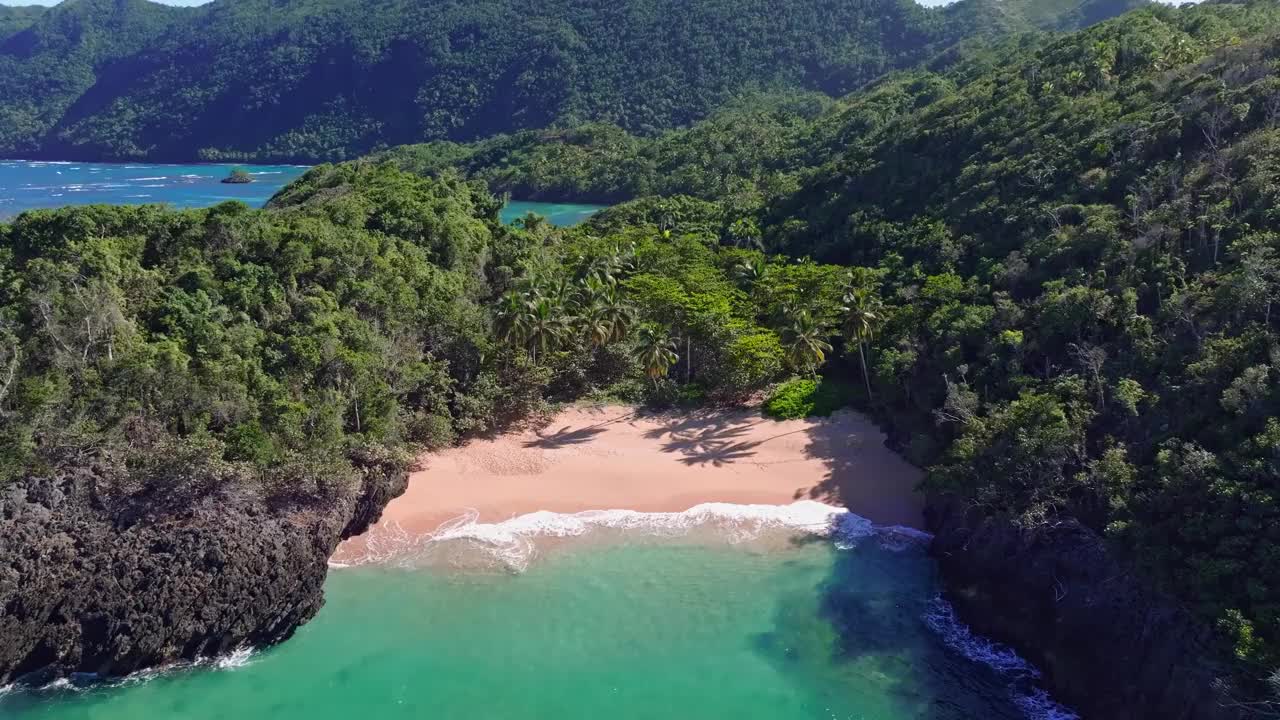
[336,405,923,561]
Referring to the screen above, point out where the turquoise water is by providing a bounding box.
[0,509,1073,720]
[0,160,604,226]
[503,200,606,226]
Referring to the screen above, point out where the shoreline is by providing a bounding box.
[336,404,924,563]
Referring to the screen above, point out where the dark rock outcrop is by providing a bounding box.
[926,495,1247,720]
[0,465,406,685]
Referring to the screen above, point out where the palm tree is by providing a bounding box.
[842,286,884,398]
[494,290,531,348]
[731,255,768,292]
[541,276,576,311]
[634,327,679,388]
[581,302,614,349]
[525,295,570,364]
[727,218,763,250]
[596,286,633,344]
[779,309,833,376]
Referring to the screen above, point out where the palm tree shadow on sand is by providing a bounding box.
[522,425,609,449]
[522,409,639,449]
[641,409,809,467]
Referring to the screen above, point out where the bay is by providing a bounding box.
[0,160,604,226]
[0,515,1074,720]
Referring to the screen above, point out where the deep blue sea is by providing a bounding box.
[0,160,604,226]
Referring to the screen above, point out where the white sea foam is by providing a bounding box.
[923,597,1079,720]
[923,597,1038,676]
[4,647,257,699]
[130,176,167,181]
[211,647,256,670]
[40,678,77,692]
[1015,688,1081,720]
[337,501,931,572]
[874,523,934,552]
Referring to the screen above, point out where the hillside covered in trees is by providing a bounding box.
[382,0,1280,691]
[0,0,1146,163]
[6,0,1280,712]
[0,5,44,38]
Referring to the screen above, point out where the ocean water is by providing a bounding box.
[0,504,1075,720]
[0,160,604,226]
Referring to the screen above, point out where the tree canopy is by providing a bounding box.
[377,0,1280,681]
[0,0,1142,162]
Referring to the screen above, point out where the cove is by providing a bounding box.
[0,512,1075,720]
[0,160,604,226]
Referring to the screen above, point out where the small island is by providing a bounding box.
[221,168,253,184]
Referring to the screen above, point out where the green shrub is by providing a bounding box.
[762,377,855,420]
[711,330,785,400]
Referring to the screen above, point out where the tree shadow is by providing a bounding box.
[793,412,925,529]
[749,531,1029,719]
[639,408,743,442]
[674,438,762,467]
[522,425,608,449]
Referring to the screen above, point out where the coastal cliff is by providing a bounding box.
[926,496,1246,720]
[0,464,405,686]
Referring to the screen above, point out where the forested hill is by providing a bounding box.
[379,0,1280,688]
[0,6,44,38]
[0,0,1144,163]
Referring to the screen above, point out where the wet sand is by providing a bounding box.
[336,405,924,561]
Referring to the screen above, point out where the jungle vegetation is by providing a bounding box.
[0,0,1142,162]
[3,0,1280,706]
[384,0,1280,684]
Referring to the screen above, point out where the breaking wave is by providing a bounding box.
[0,648,256,702]
[335,501,930,572]
[924,597,1079,719]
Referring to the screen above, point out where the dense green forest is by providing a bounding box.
[0,5,44,38]
[0,161,856,534]
[385,0,1280,688]
[0,0,1144,163]
[4,0,1280,707]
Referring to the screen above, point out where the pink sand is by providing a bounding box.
[336,405,924,560]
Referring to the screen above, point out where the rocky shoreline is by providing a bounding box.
[0,453,1251,720]
[926,495,1247,720]
[0,465,405,686]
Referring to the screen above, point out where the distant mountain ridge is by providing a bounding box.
[0,0,1145,162]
